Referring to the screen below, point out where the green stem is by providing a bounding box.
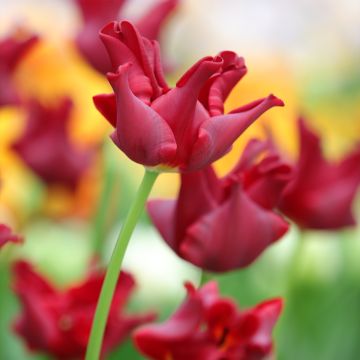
[199,270,213,286]
[85,169,159,360]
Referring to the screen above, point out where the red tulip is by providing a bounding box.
[74,0,179,74]
[12,98,92,189]
[278,118,360,230]
[94,21,284,171]
[148,139,291,272]
[13,260,155,359]
[0,224,22,249]
[0,31,38,107]
[134,281,283,360]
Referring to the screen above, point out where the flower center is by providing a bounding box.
[216,327,230,348]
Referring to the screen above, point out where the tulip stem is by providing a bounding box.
[200,270,212,286]
[85,169,159,360]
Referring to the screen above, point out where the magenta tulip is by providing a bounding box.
[12,98,93,189]
[134,281,283,360]
[278,118,360,230]
[74,0,179,74]
[148,139,291,272]
[13,260,155,359]
[0,224,22,249]
[0,31,38,107]
[94,21,284,171]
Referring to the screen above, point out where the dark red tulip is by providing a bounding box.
[134,281,283,360]
[0,224,23,249]
[278,118,360,230]
[12,98,92,189]
[0,31,38,107]
[74,0,179,74]
[13,260,155,359]
[94,21,284,171]
[148,139,291,272]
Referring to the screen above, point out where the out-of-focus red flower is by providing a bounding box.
[0,31,38,107]
[12,98,93,190]
[13,260,155,359]
[278,118,360,230]
[134,281,283,360]
[74,0,179,74]
[94,21,283,172]
[0,224,23,248]
[148,139,290,272]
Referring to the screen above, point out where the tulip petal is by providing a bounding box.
[181,185,288,272]
[188,95,284,170]
[148,168,221,252]
[120,21,166,98]
[108,63,177,166]
[279,118,360,229]
[12,98,91,189]
[0,32,38,106]
[226,139,269,177]
[93,93,117,127]
[199,51,247,116]
[147,199,177,249]
[13,261,56,295]
[152,57,222,164]
[0,224,23,248]
[242,154,293,209]
[176,167,221,239]
[75,0,126,22]
[246,298,283,353]
[101,21,167,102]
[14,291,59,351]
[134,290,205,360]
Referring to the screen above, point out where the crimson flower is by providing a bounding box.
[12,98,92,189]
[0,224,23,249]
[134,281,283,360]
[94,21,283,172]
[148,139,291,272]
[278,118,360,230]
[74,0,179,74]
[13,260,155,359]
[0,31,38,107]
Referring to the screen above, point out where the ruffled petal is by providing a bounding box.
[244,298,283,354]
[100,21,167,101]
[152,57,222,164]
[134,290,204,360]
[188,95,284,171]
[243,154,293,209]
[108,63,177,166]
[199,51,247,116]
[279,118,360,229]
[226,139,269,178]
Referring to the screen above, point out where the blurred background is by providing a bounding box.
[0,0,360,359]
